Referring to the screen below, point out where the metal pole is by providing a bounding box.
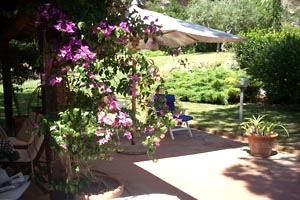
[238,87,244,135]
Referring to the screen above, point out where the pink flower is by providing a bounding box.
[33,123,39,129]
[174,47,182,56]
[119,21,130,33]
[130,87,138,97]
[104,25,116,37]
[118,112,133,127]
[143,126,154,134]
[108,100,119,110]
[103,113,117,126]
[123,118,133,127]
[98,137,107,145]
[98,21,107,29]
[65,20,76,33]
[97,111,106,123]
[88,72,96,79]
[174,113,179,118]
[98,130,113,145]
[59,45,72,60]
[89,83,95,88]
[61,143,67,150]
[53,20,62,30]
[98,83,112,93]
[143,27,150,33]
[124,130,132,140]
[50,77,62,86]
[131,74,139,82]
[95,128,105,136]
[155,140,160,147]
[150,67,157,77]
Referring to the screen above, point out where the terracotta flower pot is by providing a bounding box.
[246,132,278,157]
[75,173,124,200]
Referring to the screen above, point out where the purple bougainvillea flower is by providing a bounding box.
[150,67,157,77]
[174,47,182,56]
[49,77,62,86]
[33,123,39,129]
[119,21,130,33]
[143,126,154,134]
[104,25,116,37]
[98,21,107,29]
[95,128,105,136]
[65,20,76,33]
[130,87,137,97]
[61,143,67,150]
[124,130,132,140]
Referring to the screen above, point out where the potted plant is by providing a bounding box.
[35,2,173,199]
[241,114,289,157]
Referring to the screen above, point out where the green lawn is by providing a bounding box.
[0,79,40,125]
[1,52,299,150]
[180,101,300,149]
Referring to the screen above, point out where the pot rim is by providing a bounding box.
[245,132,278,138]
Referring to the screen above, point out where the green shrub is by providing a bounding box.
[194,43,218,53]
[163,64,245,105]
[234,28,300,105]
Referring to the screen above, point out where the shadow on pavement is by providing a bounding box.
[223,151,300,200]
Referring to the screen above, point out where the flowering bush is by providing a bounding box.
[35,2,174,194]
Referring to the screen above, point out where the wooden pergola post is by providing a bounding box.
[0,41,14,134]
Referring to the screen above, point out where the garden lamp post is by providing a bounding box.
[237,76,248,135]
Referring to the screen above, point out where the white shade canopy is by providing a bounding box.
[129,5,246,49]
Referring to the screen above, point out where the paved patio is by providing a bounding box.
[21,129,300,200]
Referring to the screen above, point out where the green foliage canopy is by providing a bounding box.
[234,28,300,105]
[187,0,277,34]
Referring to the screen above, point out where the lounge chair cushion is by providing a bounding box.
[7,137,32,147]
[0,135,44,163]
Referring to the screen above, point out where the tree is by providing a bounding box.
[146,0,189,20]
[271,0,283,31]
[33,1,173,196]
[186,0,282,34]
